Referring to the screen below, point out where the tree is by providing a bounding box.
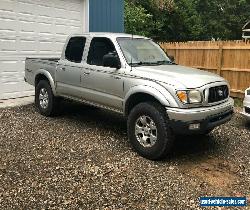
[125,0,175,39]
[124,1,154,37]
[196,0,250,40]
[160,0,204,41]
[125,0,250,41]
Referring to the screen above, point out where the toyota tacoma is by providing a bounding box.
[25,33,234,160]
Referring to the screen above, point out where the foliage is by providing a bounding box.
[196,0,250,40]
[124,0,250,41]
[124,1,163,37]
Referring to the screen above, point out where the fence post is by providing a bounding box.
[217,43,223,76]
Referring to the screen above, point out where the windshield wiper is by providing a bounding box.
[155,60,175,65]
[131,61,158,67]
[131,60,175,67]
[131,60,176,67]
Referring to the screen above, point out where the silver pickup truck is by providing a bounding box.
[25,33,234,160]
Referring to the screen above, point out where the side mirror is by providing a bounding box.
[103,52,121,69]
[168,55,175,63]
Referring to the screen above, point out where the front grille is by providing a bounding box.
[208,85,229,103]
[245,107,250,114]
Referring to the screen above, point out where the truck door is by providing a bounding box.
[56,36,86,98]
[81,37,124,110]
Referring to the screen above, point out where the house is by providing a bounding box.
[0,0,124,99]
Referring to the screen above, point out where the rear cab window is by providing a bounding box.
[65,37,86,63]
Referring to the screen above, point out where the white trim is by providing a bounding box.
[83,0,89,32]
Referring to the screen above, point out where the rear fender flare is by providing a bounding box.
[35,70,57,96]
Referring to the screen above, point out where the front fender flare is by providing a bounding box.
[123,85,178,114]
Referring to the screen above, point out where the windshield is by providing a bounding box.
[117,38,172,66]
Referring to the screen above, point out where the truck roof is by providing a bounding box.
[71,32,148,39]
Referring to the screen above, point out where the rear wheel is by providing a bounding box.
[127,102,174,160]
[35,80,59,116]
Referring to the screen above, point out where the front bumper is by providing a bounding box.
[241,96,250,119]
[167,98,234,134]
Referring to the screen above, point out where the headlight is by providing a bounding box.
[189,90,202,103]
[177,90,202,104]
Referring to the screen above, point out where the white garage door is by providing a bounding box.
[0,0,86,99]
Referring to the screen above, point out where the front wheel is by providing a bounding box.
[127,102,174,160]
[35,80,59,116]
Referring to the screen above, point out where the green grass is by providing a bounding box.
[233,97,243,107]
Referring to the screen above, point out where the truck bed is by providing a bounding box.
[26,57,60,64]
[25,57,60,86]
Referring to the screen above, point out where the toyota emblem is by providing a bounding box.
[218,90,224,97]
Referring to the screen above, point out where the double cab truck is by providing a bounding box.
[25,33,234,160]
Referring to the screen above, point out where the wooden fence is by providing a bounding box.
[160,40,250,98]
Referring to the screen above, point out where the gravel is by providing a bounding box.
[0,102,249,209]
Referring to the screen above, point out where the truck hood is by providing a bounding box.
[133,65,225,88]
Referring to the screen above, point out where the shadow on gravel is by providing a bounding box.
[57,100,218,161]
[170,135,218,160]
[243,121,250,130]
[59,100,127,131]
[230,112,250,130]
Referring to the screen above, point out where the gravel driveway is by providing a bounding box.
[0,101,249,209]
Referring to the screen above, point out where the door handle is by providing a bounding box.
[60,67,66,71]
[85,68,94,71]
[112,76,121,80]
[83,72,90,76]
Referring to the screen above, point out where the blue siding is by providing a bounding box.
[89,0,124,33]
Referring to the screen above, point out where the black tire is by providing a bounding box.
[35,80,59,117]
[127,102,174,160]
[205,128,214,135]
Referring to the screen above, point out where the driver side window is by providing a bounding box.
[87,37,118,66]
